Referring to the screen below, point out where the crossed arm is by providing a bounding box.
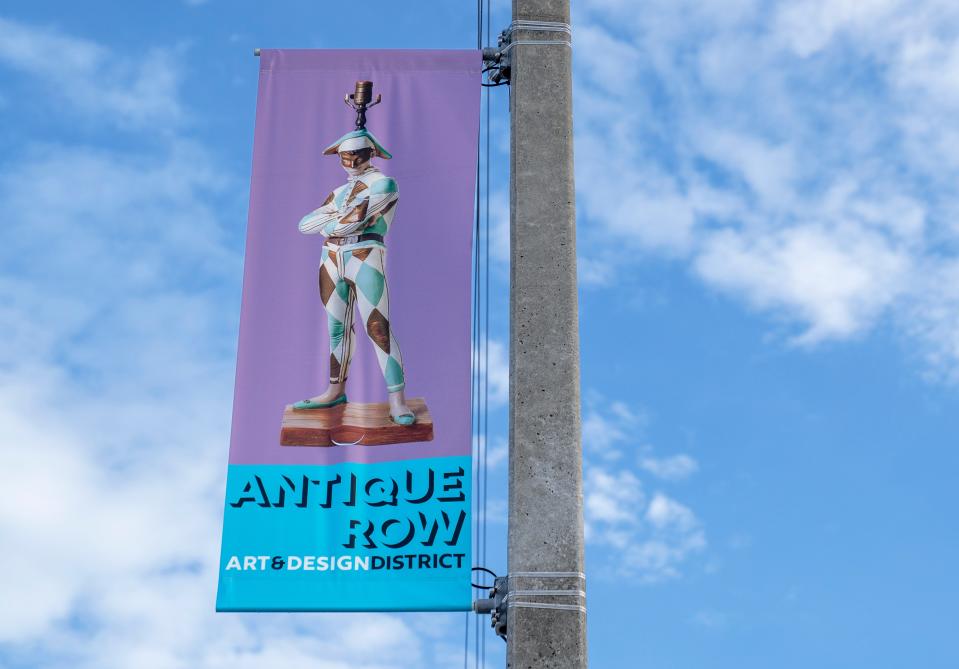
[298,180,398,237]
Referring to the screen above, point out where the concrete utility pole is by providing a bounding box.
[507,0,587,666]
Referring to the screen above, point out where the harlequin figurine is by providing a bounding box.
[293,81,414,425]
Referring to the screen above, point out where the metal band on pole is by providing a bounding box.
[509,571,585,580]
[508,19,572,35]
[509,602,588,614]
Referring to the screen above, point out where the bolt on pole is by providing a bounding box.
[507,0,587,666]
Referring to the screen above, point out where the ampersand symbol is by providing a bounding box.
[271,556,286,570]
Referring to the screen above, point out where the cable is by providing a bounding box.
[463,610,469,669]
[473,5,484,668]
[471,566,497,589]
[476,0,482,50]
[468,2,497,665]
[467,2,481,667]
[481,1,491,665]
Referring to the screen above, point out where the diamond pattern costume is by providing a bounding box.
[298,129,405,393]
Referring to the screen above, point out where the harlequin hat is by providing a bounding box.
[323,128,392,159]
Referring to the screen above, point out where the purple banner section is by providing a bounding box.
[229,50,481,466]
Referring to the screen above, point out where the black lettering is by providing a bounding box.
[343,519,377,549]
[405,469,435,504]
[418,510,467,547]
[345,473,358,507]
[320,474,341,508]
[229,476,272,508]
[438,467,466,502]
[381,518,416,549]
[364,476,399,507]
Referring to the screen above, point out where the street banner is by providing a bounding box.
[216,50,481,612]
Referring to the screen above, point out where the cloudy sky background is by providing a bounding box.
[1,1,957,667]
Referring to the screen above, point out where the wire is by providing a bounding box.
[481,2,491,665]
[471,566,498,589]
[468,2,483,668]
[476,0,482,50]
[470,67,482,669]
[463,611,469,669]
[468,2,495,666]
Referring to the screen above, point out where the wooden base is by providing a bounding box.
[280,397,434,447]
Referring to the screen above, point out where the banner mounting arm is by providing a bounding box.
[473,571,586,642]
[482,20,571,87]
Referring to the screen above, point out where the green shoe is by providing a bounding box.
[389,412,415,426]
[293,394,347,410]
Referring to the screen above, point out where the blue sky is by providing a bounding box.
[1,1,958,668]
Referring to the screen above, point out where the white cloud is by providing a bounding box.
[620,533,706,583]
[582,399,644,461]
[577,255,614,286]
[695,130,798,208]
[620,493,705,582]
[0,16,183,129]
[485,436,508,469]
[582,399,705,582]
[0,19,473,669]
[639,454,698,481]
[474,339,509,407]
[694,223,911,343]
[690,609,729,629]
[575,23,643,96]
[0,137,468,667]
[574,0,959,378]
[586,467,644,529]
[646,493,697,532]
[487,191,509,265]
[901,258,959,383]
[773,0,900,58]
[472,435,507,471]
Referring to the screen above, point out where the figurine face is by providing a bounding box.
[340,148,374,170]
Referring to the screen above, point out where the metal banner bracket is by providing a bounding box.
[482,35,511,87]
[473,571,586,642]
[481,20,572,87]
[473,574,509,641]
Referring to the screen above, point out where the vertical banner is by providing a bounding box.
[217,50,481,612]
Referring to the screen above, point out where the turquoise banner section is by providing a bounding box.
[216,456,472,612]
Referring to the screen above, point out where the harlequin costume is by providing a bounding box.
[295,127,411,423]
